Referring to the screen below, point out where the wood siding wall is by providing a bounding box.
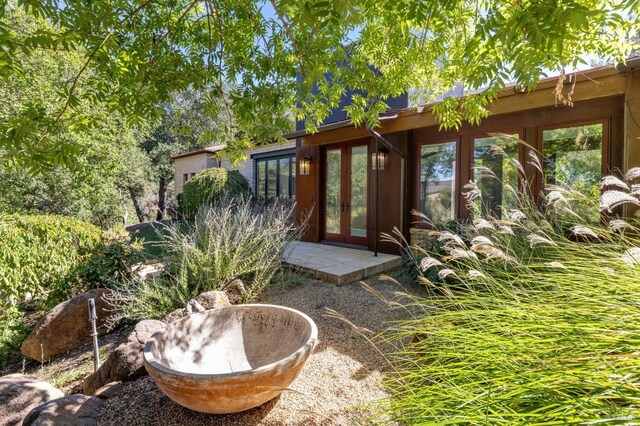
[295,145,320,242]
[368,132,409,254]
[294,66,640,254]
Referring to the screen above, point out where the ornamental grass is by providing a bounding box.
[376,146,640,425]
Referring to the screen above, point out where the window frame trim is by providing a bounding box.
[470,128,526,219]
[535,118,610,201]
[254,152,297,199]
[413,137,462,228]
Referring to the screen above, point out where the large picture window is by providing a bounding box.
[412,96,618,227]
[255,152,296,199]
[541,122,604,223]
[418,141,457,225]
[473,134,520,218]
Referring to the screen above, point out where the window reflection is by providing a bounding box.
[257,161,266,197]
[279,157,290,197]
[542,123,603,223]
[419,142,456,225]
[267,160,278,198]
[325,149,341,234]
[350,145,367,238]
[255,153,296,199]
[473,135,519,218]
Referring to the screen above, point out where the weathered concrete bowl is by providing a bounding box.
[143,304,317,414]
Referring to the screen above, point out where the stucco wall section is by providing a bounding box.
[173,153,211,193]
[220,141,296,193]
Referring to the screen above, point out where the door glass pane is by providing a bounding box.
[542,123,602,223]
[257,161,266,198]
[267,160,277,198]
[279,157,290,197]
[350,145,368,238]
[474,134,519,218]
[325,149,341,235]
[419,142,456,225]
[291,157,296,200]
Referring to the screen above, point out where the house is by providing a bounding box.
[171,145,225,193]
[289,59,640,255]
[173,58,640,256]
[172,141,296,195]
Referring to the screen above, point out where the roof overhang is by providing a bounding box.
[170,145,226,160]
[284,57,640,143]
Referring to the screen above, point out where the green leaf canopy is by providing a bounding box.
[2,0,638,166]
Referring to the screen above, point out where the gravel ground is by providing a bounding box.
[98,273,419,425]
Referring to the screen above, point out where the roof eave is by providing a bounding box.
[284,58,640,140]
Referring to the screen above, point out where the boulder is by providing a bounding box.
[23,394,102,426]
[225,279,246,304]
[21,289,118,362]
[0,374,64,426]
[82,320,165,395]
[134,261,165,281]
[197,289,232,310]
[162,308,187,324]
[127,319,165,346]
[162,290,231,323]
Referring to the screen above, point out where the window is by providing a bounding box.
[418,141,457,225]
[254,152,296,199]
[278,157,290,196]
[473,134,520,218]
[291,157,296,199]
[267,160,278,198]
[542,122,604,223]
[257,161,266,197]
[183,173,188,183]
[412,97,617,226]
[190,172,196,178]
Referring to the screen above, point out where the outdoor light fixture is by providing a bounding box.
[371,149,388,171]
[299,156,312,175]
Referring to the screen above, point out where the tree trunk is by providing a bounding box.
[129,187,145,223]
[118,188,129,225]
[156,177,167,221]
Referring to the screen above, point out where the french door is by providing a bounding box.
[323,141,368,246]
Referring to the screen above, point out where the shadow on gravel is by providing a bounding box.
[97,273,424,425]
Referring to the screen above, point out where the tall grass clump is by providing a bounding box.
[114,197,300,320]
[376,141,640,424]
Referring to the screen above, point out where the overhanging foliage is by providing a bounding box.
[1,0,638,167]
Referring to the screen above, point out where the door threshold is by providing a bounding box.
[320,241,368,251]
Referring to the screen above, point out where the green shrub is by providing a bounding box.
[0,214,104,368]
[0,308,29,369]
[63,228,145,300]
[114,198,299,320]
[178,168,250,217]
[0,214,102,310]
[375,166,640,424]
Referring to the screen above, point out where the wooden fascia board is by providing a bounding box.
[301,71,627,147]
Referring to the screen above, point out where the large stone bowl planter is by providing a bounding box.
[143,304,318,414]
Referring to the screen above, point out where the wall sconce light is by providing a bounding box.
[371,149,387,171]
[299,156,313,175]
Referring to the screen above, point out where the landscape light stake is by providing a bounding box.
[374,138,379,257]
[88,298,100,372]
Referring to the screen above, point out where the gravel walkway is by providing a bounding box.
[98,273,417,425]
